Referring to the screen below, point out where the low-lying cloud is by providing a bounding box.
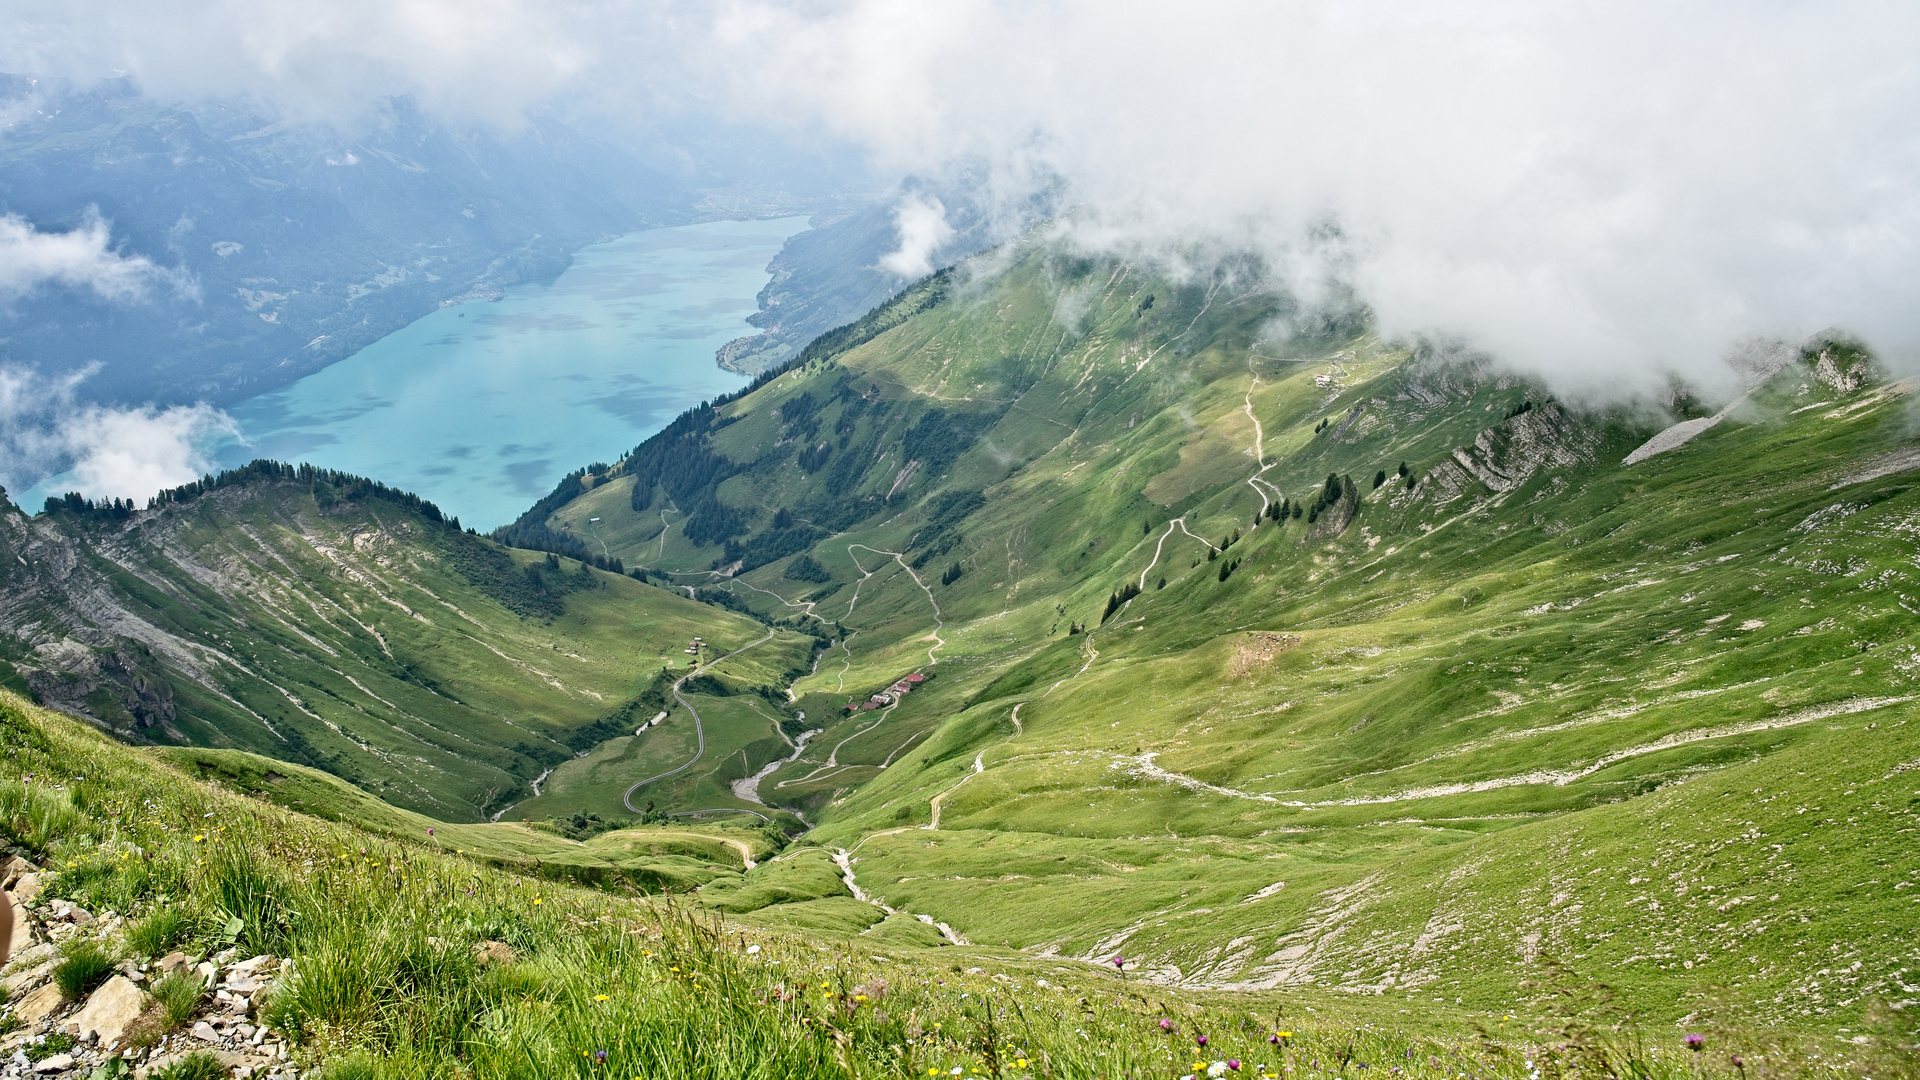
[0,210,195,304]
[704,1,1920,397]
[0,367,236,506]
[7,1,1920,397]
[877,194,954,278]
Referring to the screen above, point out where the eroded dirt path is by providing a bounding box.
[831,847,971,945]
[621,627,775,812]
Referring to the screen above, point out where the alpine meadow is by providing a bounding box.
[2,234,1918,1079]
[5,4,1920,1079]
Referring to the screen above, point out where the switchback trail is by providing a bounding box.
[847,544,945,666]
[1137,518,1185,591]
[621,627,775,813]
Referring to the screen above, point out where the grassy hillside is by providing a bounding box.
[504,242,1920,1034]
[1,691,1904,1079]
[0,465,814,823]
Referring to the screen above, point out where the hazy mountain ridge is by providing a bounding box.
[0,75,694,408]
[713,173,1054,374]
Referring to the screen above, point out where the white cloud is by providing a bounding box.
[0,366,236,506]
[0,209,193,304]
[57,402,236,502]
[1,0,612,127]
[695,0,1920,396]
[878,194,953,278]
[6,1,1920,395]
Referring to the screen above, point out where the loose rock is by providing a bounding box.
[472,940,516,967]
[6,960,53,999]
[13,982,64,1025]
[72,975,159,1049]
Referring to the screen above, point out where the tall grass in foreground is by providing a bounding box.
[0,691,1903,1080]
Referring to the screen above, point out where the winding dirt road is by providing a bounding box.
[621,627,775,813]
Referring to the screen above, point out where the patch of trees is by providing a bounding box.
[798,441,832,473]
[443,536,599,620]
[821,431,877,497]
[832,387,873,440]
[722,523,827,574]
[901,408,1000,485]
[1217,556,1241,582]
[609,401,755,547]
[542,812,627,841]
[784,554,833,582]
[682,673,735,697]
[778,390,825,441]
[801,490,886,532]
[940,562,964,586]
[146,460,455,528]
[501,466,594,537]
[1101,580,1143,622]
[1304,473,1360,525]
[41,493,137,521]
[1262,497,1294,524]
[488,520,625,575]
[693,585,759,619]
[1503,399,1535,420]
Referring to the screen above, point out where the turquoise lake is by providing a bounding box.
[204,216,806,530]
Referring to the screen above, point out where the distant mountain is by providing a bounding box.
[714,172,1053,374]
[0,75,695,409]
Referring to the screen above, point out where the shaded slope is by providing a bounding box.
[0,464,808,821]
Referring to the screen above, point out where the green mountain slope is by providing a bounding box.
[6,235,1919,1045]
[0,464,816,822]
[510,241,1920,1028]
[21,689,1895,1080]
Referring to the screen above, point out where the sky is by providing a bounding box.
[3,0,1918,497]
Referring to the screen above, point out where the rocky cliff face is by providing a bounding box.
[1404,402,1604,508]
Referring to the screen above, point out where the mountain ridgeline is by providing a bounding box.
[6,233,1920,1049]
